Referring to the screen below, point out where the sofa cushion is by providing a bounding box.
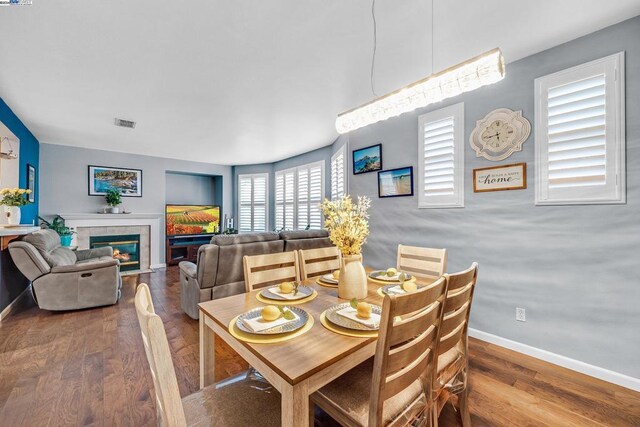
[216,240,284,285]
[24,230,77,267]
[283,237,333,252]
[279,230,329,240]
[211,232,280,246]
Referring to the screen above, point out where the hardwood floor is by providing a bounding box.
[0,267,638,426]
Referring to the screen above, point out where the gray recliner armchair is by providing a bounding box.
[8,229,122,311]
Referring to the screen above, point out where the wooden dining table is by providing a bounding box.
[198,270,418,427]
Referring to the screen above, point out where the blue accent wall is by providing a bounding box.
[0,98,39,224]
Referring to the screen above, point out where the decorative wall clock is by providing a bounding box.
[469,108,531,161]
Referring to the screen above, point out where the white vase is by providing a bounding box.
[338,254,368,300]
[4,206,20,225]
[109,206,120,214]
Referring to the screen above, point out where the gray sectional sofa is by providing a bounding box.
[178,230,332,319]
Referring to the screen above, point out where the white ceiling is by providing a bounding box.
[0,1,638,165]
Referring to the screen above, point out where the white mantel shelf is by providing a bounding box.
[59,213,163,220]
[0,226,40,237]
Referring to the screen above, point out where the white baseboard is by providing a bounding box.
[0,285,31,321]
[469,328,640,392]
[151,263,166,269]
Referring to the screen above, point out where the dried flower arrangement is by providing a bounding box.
[320,195,371,256]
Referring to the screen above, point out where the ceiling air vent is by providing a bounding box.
[114,118,136,129]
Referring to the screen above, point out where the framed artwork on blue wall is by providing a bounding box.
[378,167,414,198]
[26,163,36,203]
[353,143,382,174]
[88,165,143,197]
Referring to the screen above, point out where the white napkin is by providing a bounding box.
[321,274,338,283]
[375,271,404,281]
[242,310,299,333]
[336,307,380,329]
[385,285,406,295]
[268,287,305,300]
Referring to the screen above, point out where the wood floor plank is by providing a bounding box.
[0,266,637,426]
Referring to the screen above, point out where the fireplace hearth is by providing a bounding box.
[90,234,141,272]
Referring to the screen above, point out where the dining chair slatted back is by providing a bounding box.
[298,246,341,280]
[243,250,299,292]
[437,263,478,358]
[135,284,188,427]
[396,245,447,281]
[369,275,449,427]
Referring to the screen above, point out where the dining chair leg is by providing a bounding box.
[458,388,472,427]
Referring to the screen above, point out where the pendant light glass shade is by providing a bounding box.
[336,48,505,134]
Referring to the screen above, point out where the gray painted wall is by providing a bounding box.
[165,171,220,206]
[40,143,233,261]
[348,16,640,378]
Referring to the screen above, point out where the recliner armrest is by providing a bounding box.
[179,261,197,279]
[76,246,114,261]
[51,258,119,273]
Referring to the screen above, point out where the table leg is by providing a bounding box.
[281,379,310,427]
[199,314,215,389]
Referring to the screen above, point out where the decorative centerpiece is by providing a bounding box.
[321,195,371,300]
[105,189,122,213]
[0,188,32,225]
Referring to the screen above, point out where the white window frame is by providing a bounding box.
[535,52,626,205]
[331,145,347,200]
[237,173,269,233]
[275,160,325,230]
[417,102,465,208]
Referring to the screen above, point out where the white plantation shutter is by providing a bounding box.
[276,161,325,230]
[238,173,268,233]
[535,53,625,205]
[418,103,464,208]
[331,146,346,200]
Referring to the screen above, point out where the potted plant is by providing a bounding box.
[0,188,32,225]
[39,215,76,247]
[321,195,371,299]
[105,189,122,213]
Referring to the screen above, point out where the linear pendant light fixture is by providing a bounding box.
[336,1,506,134]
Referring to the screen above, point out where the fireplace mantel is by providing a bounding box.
[59,213,164,269]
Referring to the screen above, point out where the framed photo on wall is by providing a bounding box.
[88,165,143,197]
[26,163,36,203]
[353,143,382,174]
[378,166,414,198]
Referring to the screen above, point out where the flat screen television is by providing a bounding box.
[166,204,220,237]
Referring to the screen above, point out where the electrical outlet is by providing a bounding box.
[516,307,526,322]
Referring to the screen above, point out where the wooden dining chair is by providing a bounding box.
[134,283,281,427]
[298,246,341,280]
[431,262,479,427]
[243,250,300,292]
[310,275,449,427]
[396,244,447,282]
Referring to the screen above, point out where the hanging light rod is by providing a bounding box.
[336,48,505,134]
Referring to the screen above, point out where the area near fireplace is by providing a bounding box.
[90,234,141,272]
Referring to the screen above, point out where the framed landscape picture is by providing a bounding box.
[88,165,143,197]
[353,143,382,174]
[378,166,414,198]
[26,163,36,203]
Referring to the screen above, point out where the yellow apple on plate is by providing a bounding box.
[279,282,295,294]
[356,302,372,319]
[332,270,340,280]
[386,267,397,277]
[401,281,417,292]
[261,305,280,322]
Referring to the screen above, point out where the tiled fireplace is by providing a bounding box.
[90,234,141,272]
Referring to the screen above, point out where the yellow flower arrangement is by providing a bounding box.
[0,188,32,207]
[320,195,371,256]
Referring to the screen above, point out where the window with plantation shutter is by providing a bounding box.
[535,52,625,205]
[238,173,268,233]
[418,102,464,208]
[331,146,346,200]
[275,161,325,230]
